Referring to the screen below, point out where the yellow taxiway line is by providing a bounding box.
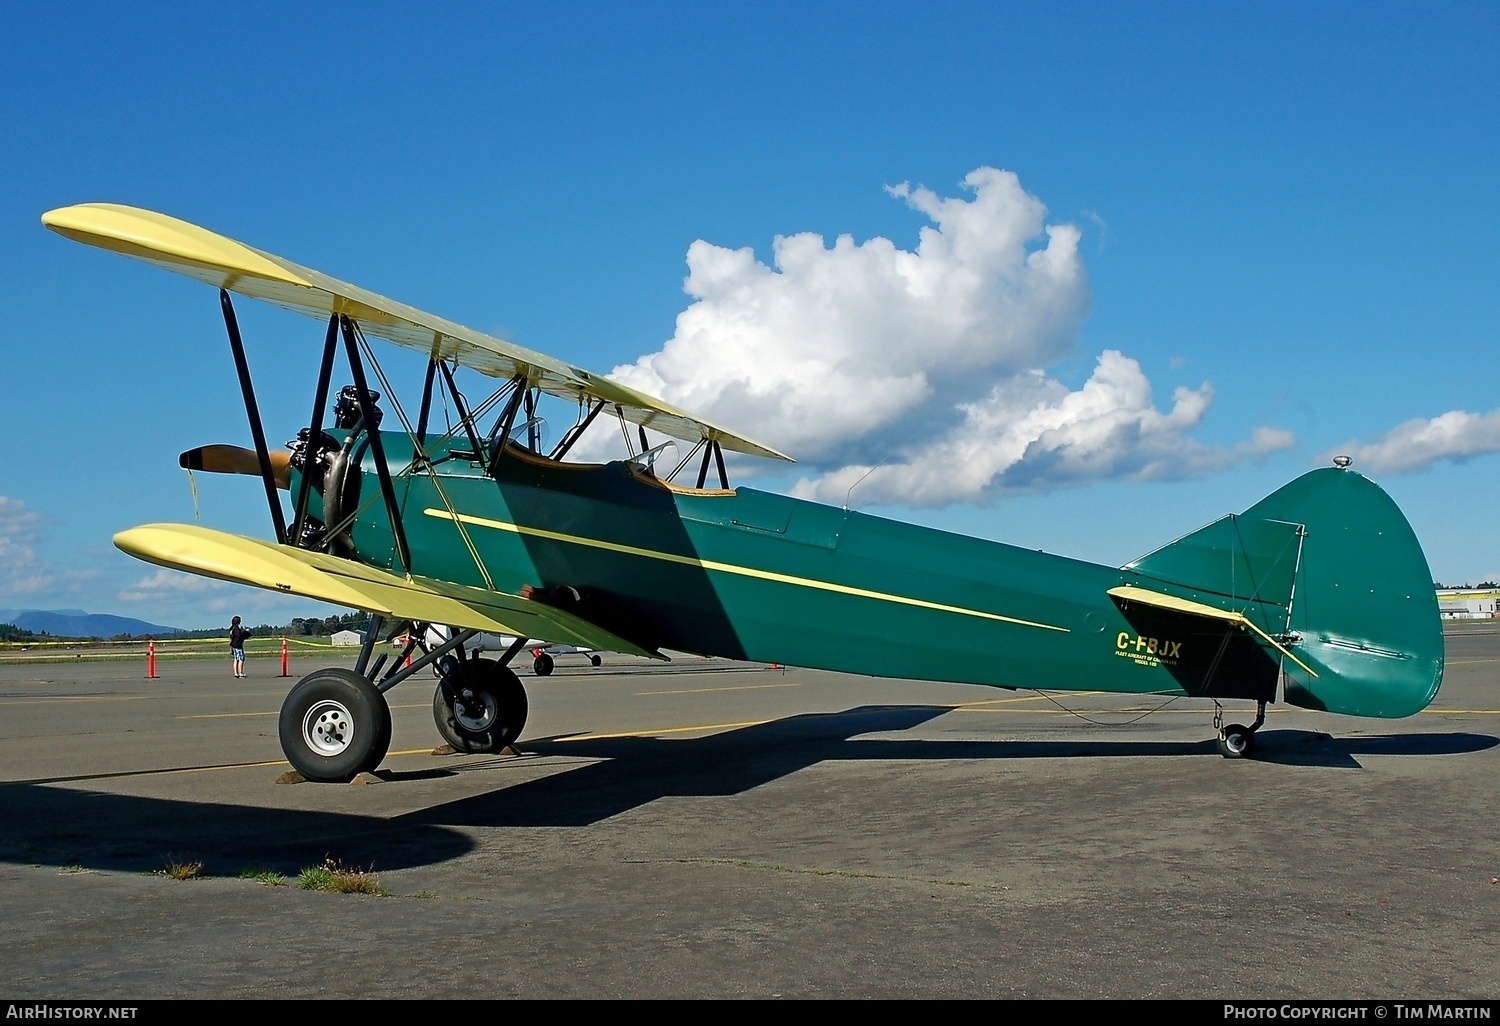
[954,691,1105,708]
[176,702,429,720]
[10,702,1497,785]
[1418,708,1500,715]
[560,702,1500,739]
[953,705,1500,716]
[636,682,802,696]
[139,746,450,777]
[0,694,154,706]
[554,719,773,742]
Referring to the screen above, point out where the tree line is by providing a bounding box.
[1,611,373,643]
[165,612,373,639]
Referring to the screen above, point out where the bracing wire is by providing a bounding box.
[349,329,497,590]
[1028,689,1186,726]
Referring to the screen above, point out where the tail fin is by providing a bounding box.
[1125,467,1443,718]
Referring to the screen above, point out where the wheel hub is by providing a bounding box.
[303,699,356,756]
[454,689,498,731]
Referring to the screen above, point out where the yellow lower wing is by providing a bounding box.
[115,523,661,659]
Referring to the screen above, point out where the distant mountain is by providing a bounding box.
[0,609,186,639]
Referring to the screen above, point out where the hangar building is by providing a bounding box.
[1436,588,1499,619]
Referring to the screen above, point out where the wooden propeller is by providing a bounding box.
[179,445,291,490]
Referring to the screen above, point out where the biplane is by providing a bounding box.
[42,203,1445,781]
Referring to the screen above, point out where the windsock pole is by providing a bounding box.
[146,639,159,679]
[279,637,290,677]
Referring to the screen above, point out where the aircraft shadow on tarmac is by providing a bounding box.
[0,706,1492,874]
[0,782,477,877]
[403,706,1500,829]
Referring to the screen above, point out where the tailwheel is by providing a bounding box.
[279,668,391,782]
[1217,724,1256,759]
[1215,700,1267,760]
[433,657,529,753]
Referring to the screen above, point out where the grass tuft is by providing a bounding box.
[160,859,204,880]
[238,868,285,886]
[297,858,386,895]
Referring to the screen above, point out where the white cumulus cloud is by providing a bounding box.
[0,496,97,600]
[120,568,233,602]
[1331,408,1500,476]
[611,167,1089,463]
[120,567,335,624]
[0,496,47,596]
[600,167,1290,504]
[793,351,1294,507]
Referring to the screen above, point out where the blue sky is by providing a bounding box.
[1,2,1497,628]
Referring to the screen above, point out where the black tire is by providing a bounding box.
[589,653,602,667]
[1217,724,1256,759]
[433,658,528,753]
[279,668,389,782]
[364,698,393,774]
[533,652,555,677]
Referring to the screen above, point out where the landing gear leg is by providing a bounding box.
[1217,700,1267,760]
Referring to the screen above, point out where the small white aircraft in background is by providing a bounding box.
[410,625,601,676]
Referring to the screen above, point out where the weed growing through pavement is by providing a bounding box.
[297,857,387,895]
[238,868,285,886]
[159,859,204,880]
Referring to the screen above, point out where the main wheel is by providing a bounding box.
[1217,723,1256,759]
[433,657,529,753]
[532,652,555,676]
[365,697,392,773]
[279,668,391,782]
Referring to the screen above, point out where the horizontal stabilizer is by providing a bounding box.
[114,523,663,659]
[1125,513,1303,613]
[1108,584,1317,678]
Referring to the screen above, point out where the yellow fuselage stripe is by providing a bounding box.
[423,508,1069,634]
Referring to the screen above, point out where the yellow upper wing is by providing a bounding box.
[43,202,791,462]
[116,522,663,659]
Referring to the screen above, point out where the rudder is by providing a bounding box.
[1125,467,1443,718]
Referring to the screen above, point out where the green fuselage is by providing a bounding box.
[309,432,1442,718]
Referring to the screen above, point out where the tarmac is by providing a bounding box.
[0,626,1496,998]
